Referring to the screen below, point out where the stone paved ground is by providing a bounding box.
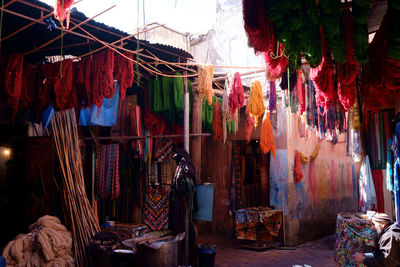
[198,235,336,267]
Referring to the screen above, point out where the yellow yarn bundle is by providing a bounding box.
[247,80,265,127]
[198,65,214,105]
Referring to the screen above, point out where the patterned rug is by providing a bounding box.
[144,187,169,230]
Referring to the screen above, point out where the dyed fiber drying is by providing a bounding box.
[212,102,223,142]
[54,0,74,28]
[2,216,74,267]
[245,104,256,143]
[297,70,305,115]
[144,85,165,135]
[96,143,121,200]
[311,29,336,114]
[114,52,134,100]
[267,80,277,112]
[0,54,23,118]
[198,65,214,105]
[144,187,169,230]
[260,112,276,160]
[228,72,245,115]
[337,10,358,111]
[247,80,265,126]
[294,150,304,184]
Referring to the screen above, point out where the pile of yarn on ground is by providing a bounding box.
[2,215,74,267]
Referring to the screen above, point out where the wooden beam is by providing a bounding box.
[23,4,116,56]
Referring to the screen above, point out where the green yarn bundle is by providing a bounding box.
[264,0,322,69]
[388,0,400,60]
[319,0,346,63]
[352,0,370,63]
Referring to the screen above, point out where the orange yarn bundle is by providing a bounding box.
[212,102,223,142]
[247,80,265,127]
[260,112,276,160]
[294,150,304,184]
[198,65,214,105]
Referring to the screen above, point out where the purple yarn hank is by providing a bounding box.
[268,81,276,111]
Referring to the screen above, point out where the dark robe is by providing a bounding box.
[364,222,400,267]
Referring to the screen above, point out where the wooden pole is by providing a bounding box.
[81,133,211,141]
[23,4,117,56]
[184,70,190,154]
[190,85,203,182]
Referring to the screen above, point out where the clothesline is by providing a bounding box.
[82,133,211,141]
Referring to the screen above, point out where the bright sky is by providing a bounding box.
[40,0,217,34]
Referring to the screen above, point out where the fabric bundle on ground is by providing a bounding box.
[96,143,121,200]
[247,80,265,126]
[2,215,74,266]
[337,10,358,111]
[228,72,245,115]
[260,112,276,160]
[114,52,134,100]
[212,102,223,141]
[198,65,214,105]
[144,187,169,230]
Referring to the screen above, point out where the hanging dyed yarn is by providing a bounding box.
[311,29,336,114]
[161,76,177,123]
[260,112,276,160]
[267,81,277,112]
[202,96,215,133]
[96,144,120,200]
[212,102,223,142]
[114,52,134,100]
[337,10,358,112]
[297,70,305,115]
[352,0,370,63]
[1,54,23,119]
[245,102,255,143]
[388,0,400,60]
[144,86,165,135]
[319,0,346,63]
[54,0,74,28]
[198,65,214,105]
[294,150,304,184]
[20,64,39,112]
[228,72,245,115]
[247,80,265,126]
[222,90,229,143]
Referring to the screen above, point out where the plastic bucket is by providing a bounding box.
[198,246,216,267]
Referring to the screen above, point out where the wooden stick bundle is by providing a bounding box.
[51,109,100,266]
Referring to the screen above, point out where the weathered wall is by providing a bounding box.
[138,24,190,52]
[285,111,359,245]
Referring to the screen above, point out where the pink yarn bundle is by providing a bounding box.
[228,72,245,115]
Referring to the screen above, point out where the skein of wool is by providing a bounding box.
[2,54,23,119]
[212,102,223,142]
[247,80,265,126]
[114,52,134,100]
[311,29,336,114]
[198,65,214,105]
[228,72,245,115]
[337,10,358,111]
[222,90,229,143]
[297,69,305,115]
[245,104,256,143]
[260,112,276,160]
[267,81,277,112]
[294,150,304,184]
[54,0,74,28]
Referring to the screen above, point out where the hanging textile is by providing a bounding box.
[393,121,400,222]
[260,112,276,160]
[371,169,385,213]
[79,82,119,126]
[114,52,134,100]
[267,81,276,112]
[93,49,114,105]
[232,142,244,209]
[294,150,304,184]
[359,155,377,211]
[96,144,120,200]
[245,102,256,143]
[153,138,173,162]
[337,10,358,112]
[76,56,93,107]
[212,102,223,142]
[198,65,214,105]
[161,75,176,123]
[144,187,169,230]
[247,80,265,126]
[144,86,165,135]
[130,105,143,157]
[228,72,245,115]
[202,96,216,133]
[387,139,394,192]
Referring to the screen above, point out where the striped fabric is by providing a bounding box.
[96,144,120,200]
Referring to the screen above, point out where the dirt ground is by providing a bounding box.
[198,235,336,267]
